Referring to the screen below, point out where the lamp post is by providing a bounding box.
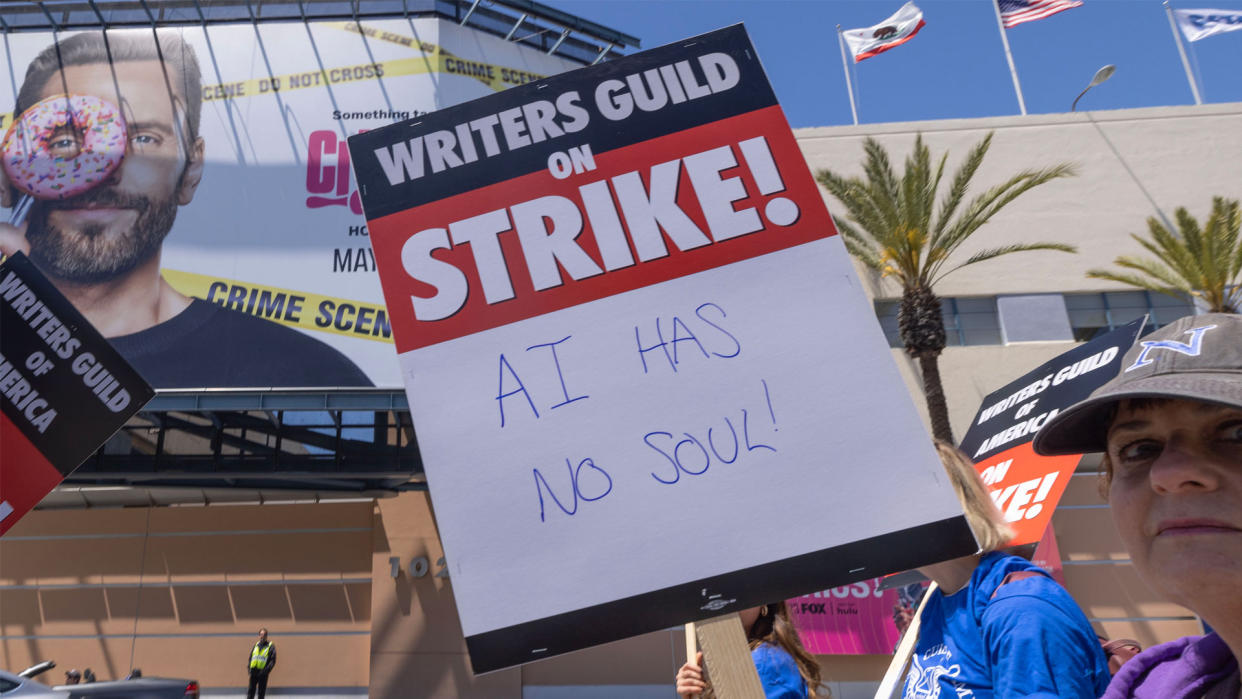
[1071,64,1116,111]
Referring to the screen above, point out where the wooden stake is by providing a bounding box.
[683,622,699,699]
[695,612,764,699]
[874,581,938,699]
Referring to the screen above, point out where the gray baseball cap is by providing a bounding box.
[1033,312,1242,456]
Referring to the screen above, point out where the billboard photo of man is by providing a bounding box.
[0,30,370,388]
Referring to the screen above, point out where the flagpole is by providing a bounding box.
[837,25,859,125]
[1164,1,1203,105]
[990,1,1028,115]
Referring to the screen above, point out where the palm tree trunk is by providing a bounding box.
[915,351,954,443]
[898,285,954,444]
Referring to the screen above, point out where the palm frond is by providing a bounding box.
[933,243,1076,285]
[927,163,1077,282]
[1105,255,1192,292]
[1085,269,1196,305]
[929,132,992,249]
[1091,197,1242,314]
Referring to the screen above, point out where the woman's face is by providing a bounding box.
[1106,398,1242,613]
[738,606,762,635]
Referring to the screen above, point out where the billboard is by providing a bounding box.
[349,25,977,673]
[0,18,582,388]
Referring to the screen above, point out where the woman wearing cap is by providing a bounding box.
[1034,312,1242,699]
[898,442,1109,699]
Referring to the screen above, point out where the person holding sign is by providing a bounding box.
[1034,313,1242,699]
[675,601,825,698]
[900,442,1110,698]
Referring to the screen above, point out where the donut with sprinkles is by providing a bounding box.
[1,93,127,200]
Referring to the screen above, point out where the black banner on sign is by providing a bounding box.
[466,517,974,673]
[0,252,154,536]
[959,318,1146,462]
[349,24,777,219]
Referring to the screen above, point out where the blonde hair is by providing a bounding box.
[934,441,1014,553]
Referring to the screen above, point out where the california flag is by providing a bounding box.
[843,2,926,62]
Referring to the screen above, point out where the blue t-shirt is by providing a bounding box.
[752,643,807,698]
[902,552,1110,699]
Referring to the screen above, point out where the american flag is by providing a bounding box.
[997,0,1083,28]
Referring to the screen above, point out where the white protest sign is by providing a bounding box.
[348,25,975,673]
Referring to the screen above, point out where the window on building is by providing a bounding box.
[1064,291,1195,341]
[875,297,1001,348]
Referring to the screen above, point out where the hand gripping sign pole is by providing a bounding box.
[693,614,765,699]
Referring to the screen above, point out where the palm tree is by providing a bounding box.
[816,133,1076,443]
[1086,196,1242,313]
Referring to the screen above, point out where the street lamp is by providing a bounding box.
[1071,64,1116,112]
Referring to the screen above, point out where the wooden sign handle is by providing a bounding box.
[684,622,699,699]
[874,581,938,699]
[694,612,765,699]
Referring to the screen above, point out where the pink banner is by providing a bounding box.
[788,578,927,655]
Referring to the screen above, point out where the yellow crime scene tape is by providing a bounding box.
[1,22,548,125]
[198,22,546,103]
[163,269,395,344]
[328,21,549,92]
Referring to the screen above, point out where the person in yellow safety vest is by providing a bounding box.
[246,627,277,699]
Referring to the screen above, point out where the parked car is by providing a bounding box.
[60,677,200,699]
[0,668,67,697]
[0,663,197,699]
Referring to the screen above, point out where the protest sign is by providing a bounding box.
[349,25,976,672]
[958,318,1145,546]
[0,253,154,537]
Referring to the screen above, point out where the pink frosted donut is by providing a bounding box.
[1,93,127,200]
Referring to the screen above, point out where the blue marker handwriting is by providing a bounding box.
[497,335,589,427]
[635,302,741,374]
[644,379,778,485]
[533,456,614,522]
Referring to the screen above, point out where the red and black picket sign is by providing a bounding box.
[0,252,153,536]
[958,318,1145,545]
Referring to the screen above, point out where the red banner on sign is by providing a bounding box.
[975,441,1080,547]
[367,106,831,353]
[0,413,64,537]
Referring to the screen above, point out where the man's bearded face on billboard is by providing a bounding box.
[25,60,202,284]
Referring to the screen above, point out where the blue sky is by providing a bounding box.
[554,0,1242,128]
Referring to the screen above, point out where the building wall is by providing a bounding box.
[0,503,373,693]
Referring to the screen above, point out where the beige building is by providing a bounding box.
[2,7,1237,692]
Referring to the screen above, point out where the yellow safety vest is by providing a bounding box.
[249,642,272,671]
